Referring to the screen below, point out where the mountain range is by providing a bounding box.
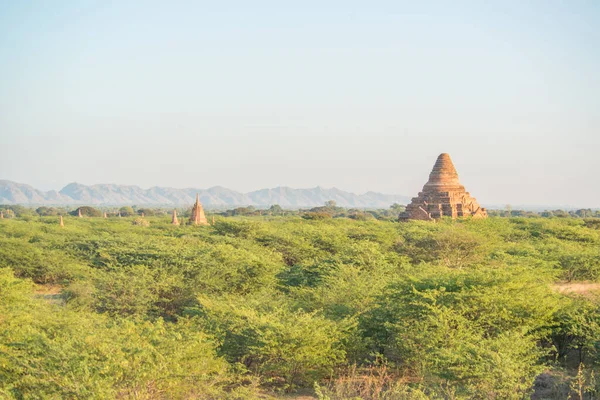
[0,180,411,209]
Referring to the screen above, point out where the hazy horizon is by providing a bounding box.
[1,1,598,208]
[2,178,597,210]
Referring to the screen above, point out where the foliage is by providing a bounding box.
[360,266,558,398]
[0,268,248,399]
[119,206,135,216]
[131,217,150,226]
[196,295,345,390]
[137,208,157,216]
[1,214,600,397]
[71,206,102,217]
[549,297,600,362]
[35,206,62,216]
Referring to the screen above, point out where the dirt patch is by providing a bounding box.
[34,284,65,305]
[263,389,316,400]
[34,284,63,295]
[285,397,315,400]
[553,282,600,296]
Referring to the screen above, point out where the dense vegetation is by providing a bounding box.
[3,202,600,222]
[1,210,600,399]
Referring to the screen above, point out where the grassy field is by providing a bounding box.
[1,214,600,399]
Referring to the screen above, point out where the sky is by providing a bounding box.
[0,1,598,207]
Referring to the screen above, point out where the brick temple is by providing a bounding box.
[189,194,209,225]
[399,153,487,221]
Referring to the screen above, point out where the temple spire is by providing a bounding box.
[189,193,208,225]
[78,208,83,218]
[400,153,487,221]
[424,153,462,189]
[172,209,180,225]
[59,215,64,227]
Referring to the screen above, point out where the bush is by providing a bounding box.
[131,217,150,226]
[1,213,600,395]
[302,212,332,220]
[197,296,344,389]
[119,206,135,216]
[137,208,156,216]
[361,267,558,397]
[0,239,88,284]
[0,268,245,399]
[36,206,60,216]
[71,206,102,217]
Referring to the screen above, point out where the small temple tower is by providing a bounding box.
[0,211,3,219]
[103,212,107,218]
[78,208,83,218]
[59,215,64,227]
[172,209,180,225]
[399,153,487,221]
[189,194,209,225]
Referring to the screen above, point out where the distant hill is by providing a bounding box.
[0,180,410,208]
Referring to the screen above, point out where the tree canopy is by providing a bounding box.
[1,212,600,398]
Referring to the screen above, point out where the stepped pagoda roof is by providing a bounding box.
[399,153,487,221]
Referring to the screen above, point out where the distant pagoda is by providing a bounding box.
[399,153,487,221]
[189,194,209,225]
[172,209,180,225]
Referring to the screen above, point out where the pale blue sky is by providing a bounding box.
[0,1,598,207]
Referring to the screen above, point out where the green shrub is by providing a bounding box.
[71,206,102,217]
